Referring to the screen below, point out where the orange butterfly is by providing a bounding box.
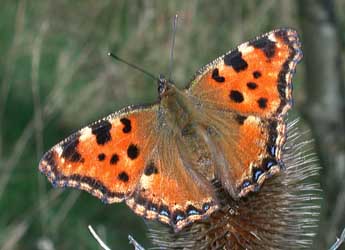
[39,28,302,232]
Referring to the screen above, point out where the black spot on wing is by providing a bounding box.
[144,161,158,176]
[98,153,106,161]
[224,49,248,72]
[229,90,244,103]
[110,153,119,164]
[61,133,83,162]
[250,37,276,58]
[127,144,139,160]
[247,82,258,89]
[118,171,129,182]
[253,71,262,78]
[211,68,225,83]
[120,118,131,133]
[235,114,247,125]
[257,98,268,109]
[91,120,112,145]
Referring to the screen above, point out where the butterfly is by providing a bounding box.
[39,28,302,232]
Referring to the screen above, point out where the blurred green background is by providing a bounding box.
[0,1,344,249]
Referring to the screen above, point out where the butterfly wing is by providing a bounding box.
[126,130,218,231]
[187,28,302,197]
[39,106,158,203]
[39,105,218,231]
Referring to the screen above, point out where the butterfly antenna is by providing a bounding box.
[168,14,178,82]
[107,52,159,81]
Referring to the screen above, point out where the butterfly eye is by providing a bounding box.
[158,76,168,96]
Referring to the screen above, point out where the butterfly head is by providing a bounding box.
[158,74,174,99]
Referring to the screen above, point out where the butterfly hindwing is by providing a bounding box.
[127,134,218,230]
[187,28,302,197]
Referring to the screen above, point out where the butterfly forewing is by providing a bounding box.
[39,106,158,203]
[189,29,301,118]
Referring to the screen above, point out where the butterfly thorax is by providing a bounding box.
[159,82,194,128]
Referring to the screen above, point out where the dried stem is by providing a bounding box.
[88,225,112,250]
[329,227,345,250]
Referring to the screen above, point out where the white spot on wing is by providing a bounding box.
[79,127,92,142]
[238,43,254,55]
[246,115,261,124]
[110,118,121,127]
[268,33,277,42]
[140,174,154,188]
[55,146,63,157]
